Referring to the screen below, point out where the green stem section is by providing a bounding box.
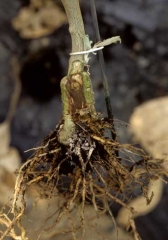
[61,0,85,73]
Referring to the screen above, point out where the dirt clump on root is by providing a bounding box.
[1,117,166,239]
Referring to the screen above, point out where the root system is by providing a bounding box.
[0,117,166,240]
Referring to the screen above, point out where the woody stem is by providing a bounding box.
[61,0,86,73]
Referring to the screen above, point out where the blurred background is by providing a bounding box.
[0,0,168,239]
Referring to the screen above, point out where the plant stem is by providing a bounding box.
[61,0,86,73]
[59,0,96,145]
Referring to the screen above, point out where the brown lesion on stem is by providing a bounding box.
[58,59,97,145]
[62,61,96,120]
[66,73,88,116]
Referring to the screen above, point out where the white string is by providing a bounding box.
[69,36,121,63]
[70,46,104,56]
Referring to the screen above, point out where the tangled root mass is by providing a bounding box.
[1,117,166,240]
